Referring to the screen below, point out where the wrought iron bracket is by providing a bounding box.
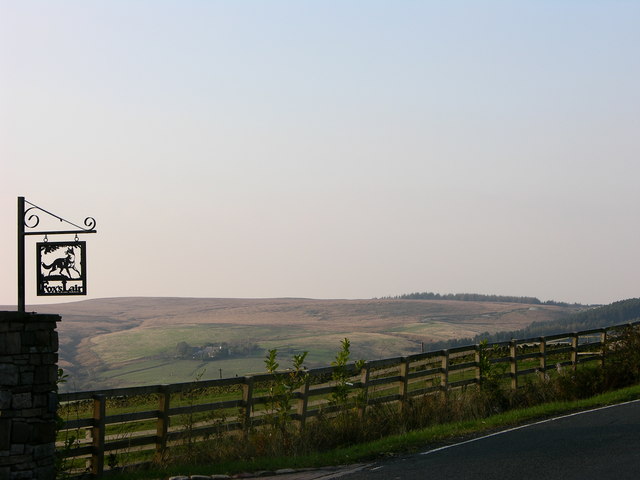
[17,197,97,311]
[22,199,97,236]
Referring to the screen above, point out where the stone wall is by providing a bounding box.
[0,311,60,480]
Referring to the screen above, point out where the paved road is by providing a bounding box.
[333,400,640,480]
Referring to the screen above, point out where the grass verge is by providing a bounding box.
[109,383,640,479]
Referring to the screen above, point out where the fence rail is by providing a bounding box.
[57,321,640,477]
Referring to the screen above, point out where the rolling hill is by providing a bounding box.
[3,297,582,391]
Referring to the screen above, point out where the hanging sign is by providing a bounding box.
[17,197,97,310]
[36,241,87,296]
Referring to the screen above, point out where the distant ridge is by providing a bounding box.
[383,291,584,307]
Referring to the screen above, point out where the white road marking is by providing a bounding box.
[421,398,640,456]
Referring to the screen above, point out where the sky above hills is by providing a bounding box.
[1,1,639,307]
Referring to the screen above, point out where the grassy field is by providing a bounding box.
[88,328,422,386]
[20,296,582,390]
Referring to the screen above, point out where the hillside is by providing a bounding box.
[4,297,581,391]
[429,297,640,349]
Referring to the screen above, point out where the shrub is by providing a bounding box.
[604,324,640,389]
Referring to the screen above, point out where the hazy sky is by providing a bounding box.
[1,1,639,307]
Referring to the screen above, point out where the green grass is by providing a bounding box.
[107,384,640,479]
[261,332,419,366]
[89,328,421,387]
[90,318,569,390]
[386,320,475,338]
[91,324,285,365]
[92,356,268,386]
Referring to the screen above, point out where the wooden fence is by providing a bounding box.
[56,321,639,477]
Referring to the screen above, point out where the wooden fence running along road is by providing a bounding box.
[57,322,638,477]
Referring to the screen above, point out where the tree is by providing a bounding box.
[176,341,191,358]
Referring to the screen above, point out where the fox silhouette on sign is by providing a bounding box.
[37,241,87,296]
[41,247,80,278]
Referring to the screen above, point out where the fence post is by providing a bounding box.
[538,337,547,379]
[440,350,449,395]
[399,357,410,410]
[358,362,370,418]
[91,394,106,477]
[509,341,518,390]
[474,345,481,384]
[571,333,578,370]
[242,376,254,434]
[600,329,607,368]
[297,377,310,431]
[156,385,170,460]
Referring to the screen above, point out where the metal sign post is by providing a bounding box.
[17,196,97,312]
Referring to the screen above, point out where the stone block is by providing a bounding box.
[12,393,32,410]
[48,366,58,384]
[18,408,46,418]
[31,394,48,409]
[39,354,58,365]
[13,392,33,410]
[0,409,15,420]
[12,422,31,444]
[24,322,43,331]
[10,470,33,480]
[0,391,11,409]
[8,322,26,331]
[25,320,54,330]
[30,385,54,394]
[0,455,19,466]
[20,370,34,386]
[28,355,42,366]
[0,363,19,386]
[10,443,25,455]
[9,354,28,364]
[45,332,60,353]
[21,331,35,348]
[34,366,53,385]
[12,385,32,395]
[0,419,10,450]
[32,422,55,444]
[35,464,55,479]
[47,393,57,414]
[34,331,50,348]
[33,444,55,459]
[0,332,22,355]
